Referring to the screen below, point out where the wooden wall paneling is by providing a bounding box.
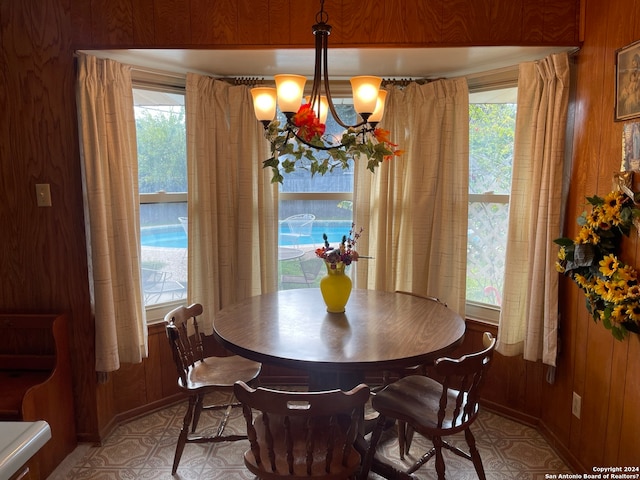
[70,0,94,46]
[617,336,640,464]
[440,0,491,45]
[524,358,544,416]
[543,0,580,44]
[580,327,615,468]
[287,0,330,46]
[341,0,386,45]
[382,0,441,45]
[268,0,291,45]
[236,0,270,46]
[113,360,148,413]
[132,0,155,45]
[95,377,117,442]
[90,0,134,46]
[521,0,545,44]
[143,327,164,402]
[489,0,524,44]
[575,0,633,465]
[152,0,190,45]
[603,339,630,464]
[540,329,574,448]
[190,0,237,46]
[601,0,640,464]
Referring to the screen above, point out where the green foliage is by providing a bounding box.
[469,103,516,194]
[136,107,187,193]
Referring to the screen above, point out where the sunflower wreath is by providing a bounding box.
[555,189,640,340]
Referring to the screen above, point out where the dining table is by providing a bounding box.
[213,288,466,479]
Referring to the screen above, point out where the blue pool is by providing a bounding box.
[141,221,353,249]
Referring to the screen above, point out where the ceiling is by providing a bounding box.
[85,45,575,80]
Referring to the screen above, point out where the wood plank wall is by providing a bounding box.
[5,0,639,473]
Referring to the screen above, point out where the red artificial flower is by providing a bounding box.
[293,104,326,142]
[374,127,404,160]
[373,128,397,147]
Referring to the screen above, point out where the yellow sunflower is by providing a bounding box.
[626,303,640,322]
[599,254,619,277]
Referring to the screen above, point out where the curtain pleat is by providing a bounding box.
[354,78,469,316]
[497,53,570,367]
[185,74,278,334]
[76,53,148,372]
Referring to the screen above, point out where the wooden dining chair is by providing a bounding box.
[165,303,262,475]
[234,381,373,480]
[364,332,496,479]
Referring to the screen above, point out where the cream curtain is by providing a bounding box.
[497,53,570,366]
[185,74,278,334]
[76,53,148,372]
[353,78,470,315]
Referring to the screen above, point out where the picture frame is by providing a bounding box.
[621,121,640,171]
[615,39,640,121]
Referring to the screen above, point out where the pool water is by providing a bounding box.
[141,221,353,249]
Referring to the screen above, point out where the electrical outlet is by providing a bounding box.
[572,392,581,418]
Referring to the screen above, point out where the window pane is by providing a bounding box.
[140,203,187,306]
[279,104,357,193]
[134,91,186,194]
[135,89,187,308]
[278,199,354,290]
[467,199,509,306]
[467,100,516,308]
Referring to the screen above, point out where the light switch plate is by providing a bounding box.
[35,183,52,207]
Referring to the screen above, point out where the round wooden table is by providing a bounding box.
[213,288,465,389]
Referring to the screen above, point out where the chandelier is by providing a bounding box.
[251,0,401,184]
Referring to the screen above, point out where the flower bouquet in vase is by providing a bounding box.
[315,225,363,313]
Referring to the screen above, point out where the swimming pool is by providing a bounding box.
[141,221,353,249]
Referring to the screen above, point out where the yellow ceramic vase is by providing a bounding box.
[319,262,352,313]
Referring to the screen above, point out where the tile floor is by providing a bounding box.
[47,389,574,479]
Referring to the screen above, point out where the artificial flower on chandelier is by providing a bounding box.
[262,104,403,184]
[554,189,640,339]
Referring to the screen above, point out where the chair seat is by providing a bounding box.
[181,355,262,391]
[373,375,477,434]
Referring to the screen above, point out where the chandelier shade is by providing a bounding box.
[274,74,307,115]
[250,87,277,125]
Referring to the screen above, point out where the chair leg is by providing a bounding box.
[359,414,386,480]
[433,436,446,480]
[191,393,204,433]
[405,424,415,455]
[465,427,487,480]
[173,395,196,475]
[397,421,406,459]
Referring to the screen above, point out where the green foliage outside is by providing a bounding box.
[135,106,187,194]
[469,103,516,194]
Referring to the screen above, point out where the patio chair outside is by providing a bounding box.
[280,213,315,247]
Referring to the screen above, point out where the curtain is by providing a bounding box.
[353,78,470,316]
[497,53,570,367]
[76,53,148,373]
[185,74,278,334]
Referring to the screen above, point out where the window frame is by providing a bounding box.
[466,68,518,324]
[133,77,188,324]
